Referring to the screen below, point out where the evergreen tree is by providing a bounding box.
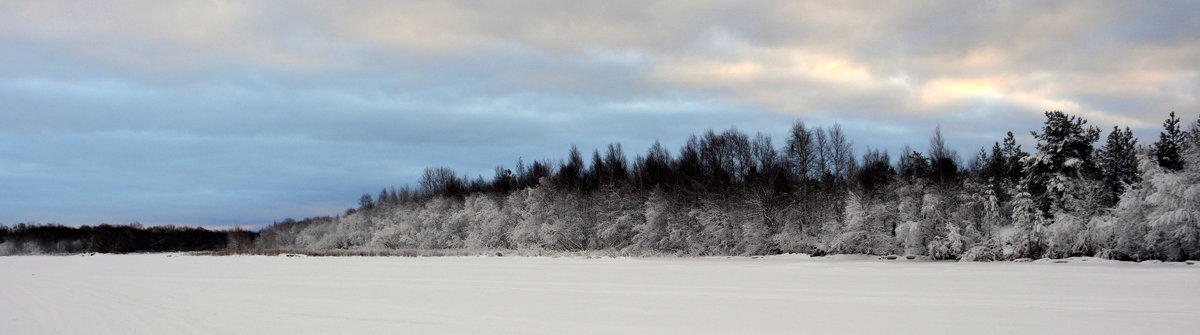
[1097,126,1139,206]
[601,143,629,186]
[554,146,586,191]
[359,193,374,210]
[1190,114,1200,150]
[1000,131,1028,184]
[378,189,391,207]
[1153,112,1185,172]
[854,149,894,197]
[967,148,988,178]
[983,131,1027,202]
[491,166,516,194]
[1022,111,1101,215]
[898,149,930,181]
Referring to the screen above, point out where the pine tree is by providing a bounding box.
[1190,114,1200,150]
[378,189,391,208]
[1122,120,1200,260]
[1153,112,1185,172]
[983,131,1028,202]
[898,149,930,181]
[359,193,374,210]
[1001,132,1028,184]
[555,146,586,191]
[1097,126,1139,206]
[1022,111,1101,215]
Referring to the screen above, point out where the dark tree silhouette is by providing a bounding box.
[1153,111,1185,172]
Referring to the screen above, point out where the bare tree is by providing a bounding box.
[829,123,855,179]
[784,120,816,182]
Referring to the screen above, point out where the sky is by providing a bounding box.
[1,1,1198,228]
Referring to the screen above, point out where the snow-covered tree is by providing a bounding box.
[245,114,1200,262]
[633,187,671,251]
[1009,189,1046,259]
[506,189,541,249]
[538,190,589,251]
[828,192,894,255]
[693,199,738,255]
[1114,154,1200,260]
[891,178,928,255]
[927,221,966,260]
[462,194,509,249]
[1022,111,1101,215]
[1046,211,1087,258]
[592,186,644,250]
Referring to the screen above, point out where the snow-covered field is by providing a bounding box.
[1,254,1197,334]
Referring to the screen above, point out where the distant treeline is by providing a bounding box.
[258,111,1200,261]
[0,223,256,255]
[8,111,1199,261]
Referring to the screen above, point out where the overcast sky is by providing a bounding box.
[2,1,1197,228]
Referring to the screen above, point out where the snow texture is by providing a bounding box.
[2,254,1197,334]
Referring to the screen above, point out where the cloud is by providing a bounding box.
[1,0,1197,226]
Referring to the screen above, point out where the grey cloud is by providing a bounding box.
[1,0,1196,227]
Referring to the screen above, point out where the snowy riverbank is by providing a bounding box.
[2,254,1197,334]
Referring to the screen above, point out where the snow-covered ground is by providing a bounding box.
[1,254,1197,334]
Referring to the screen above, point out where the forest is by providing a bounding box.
[0,223,255,255]
[254,111,1200,261]
[3,111,1197,261]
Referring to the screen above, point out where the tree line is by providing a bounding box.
[257,111,1200,261]
[6,111,1196,260]
[0,223,256,255]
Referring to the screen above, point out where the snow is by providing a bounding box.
[2,254,1198,334]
